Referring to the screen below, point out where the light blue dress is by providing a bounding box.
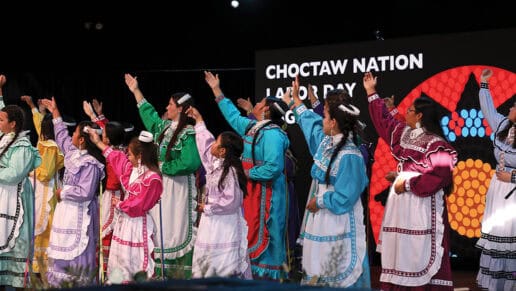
[294,104,370,288]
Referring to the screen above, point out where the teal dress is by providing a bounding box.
[0,100,41,288]
[218,96,289,280]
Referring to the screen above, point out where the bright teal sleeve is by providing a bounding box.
[319,154,368,215]
[217,97,254,136]
[249,129,288,181]
[294,104,325,156]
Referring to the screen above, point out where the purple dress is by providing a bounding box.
[46,118,104,287]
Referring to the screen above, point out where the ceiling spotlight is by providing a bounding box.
[95,22,104,30]
[231,0,239,8]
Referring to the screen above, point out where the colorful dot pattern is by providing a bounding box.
[447,159,492,238]
[369,66,516,243]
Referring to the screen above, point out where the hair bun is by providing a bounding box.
[138,130,154,143]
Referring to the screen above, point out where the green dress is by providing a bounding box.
[138,100,201,279]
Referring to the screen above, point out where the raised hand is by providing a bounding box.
[204,71,220,90]
[92,99,103,116]
[0,75,6,88]
[307,84,318,106]
[383,95,395,109]
[21,95,36,108]
[82,101,96,119]
[363,72,377,95]
[291,75,302,107]
[281,88,292,107]
[85,126,102,145]
[237,97,253,113]
[124,74,139,93]
[185,106,203,124]
[41,97,60,118]
[481,68,493,83]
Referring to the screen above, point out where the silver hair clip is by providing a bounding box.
[124,125,135,132]
[177,93,192,105]
[273,102,286,115]
[338,104,360,116]
[83,126,102,135]
[138,130,154,143]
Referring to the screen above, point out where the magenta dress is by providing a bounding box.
[102,147,162,282]
[368,93,457,290]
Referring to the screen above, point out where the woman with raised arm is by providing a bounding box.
[89,129,162,283]
[0,75,41,289]
[124,73,201,279]
[363,72,456,290]
[83,99,128,278]
[476,68,516,291]
[286,76,370,288]
[204,71,289,280]
[186,106,251,279]
[41,97,105,287]
[20,95,64,276]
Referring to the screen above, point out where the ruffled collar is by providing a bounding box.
[0,132,15,150]
[212,157,224,172]
[409,127,425,139]
[249,119,271,133]
[332,133,344,145]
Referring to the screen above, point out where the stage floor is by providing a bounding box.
[370,265,481,291]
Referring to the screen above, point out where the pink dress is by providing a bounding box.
[102,147,162,283]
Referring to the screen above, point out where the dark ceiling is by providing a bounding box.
[2,1,514,71]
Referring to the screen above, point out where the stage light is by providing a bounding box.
[231,0,239,8]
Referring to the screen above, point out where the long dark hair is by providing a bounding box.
[0,105,25,160]
[496,122,516,148]
[413,96,454,195]
[249,97,288,165]
[157,92,195,161]
[77,121,105,165]
[128,137,161,175]
[40,113,55,141]
[104,121,125,147]
[218,131,247,197]
[413,96,447,141]
[324,92,361,185]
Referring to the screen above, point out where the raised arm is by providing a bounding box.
[124,73,145,104]
[0,75,6,109]
[186,106,215,171]
[479,68,504,130]
[204,71,253,135]
[237,97,254,116]
[363,72,404,144]
[21,95,44,138]
[41,97,73,154]
[291,75,325,155]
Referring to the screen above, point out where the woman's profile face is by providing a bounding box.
[405,104,421,129]
[508,102,516,123]
[166,98,182,121]
[0,111,14,134]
